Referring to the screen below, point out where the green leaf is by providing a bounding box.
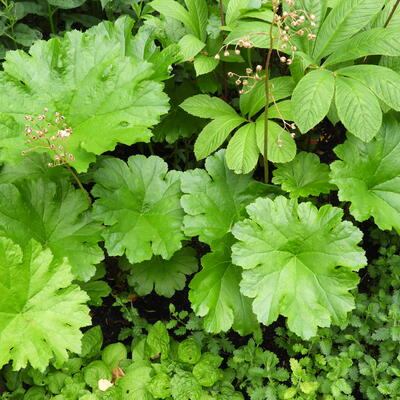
[189,238,258,335]
[232,196,366,339]
[81,326,103,359]
[192,360,221,387]
[126,248,198,298]
[0,18,170,172]
[178,339,201,364]
[292,69,335,133]
[116,362,153,399]
[256,119,297,164]
[0,153,68,184]
[268,100,293,121]
[194,54,219,76]
[226,123,259,174]
[84,360,111,389]
[240,76,295,118]
[194,115,245,160]
[184,0,208,41]
[147,321,170,357]
[92,156,185,263]
[150,0,194,34]
[0,238,91,371]
[289,51,316,83]
[13,23,42,46]
[272,152,335,198]
[171,371,202,400]
[226,0,251,25]
[324,27,400,66]
[102,343,127,369]
[148,373,171,398]
[47,0,86,9]
[225,20,271,48]
[79,264,111,306]
[313,0,385,59]
[330,113,400,232]
[337,65,400,111]
[180,94,239,119]
[181,149,266,247]
[0,179,103,281]
[335,76,382,141]
[178,34,206,61]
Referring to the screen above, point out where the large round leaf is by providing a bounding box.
[232,196,366,339]
[92,156,185,263]
[330,113,400,232]
[0,179,103,281]
[181,150,267,248]
[0,238,90,371]
[272,152,335,198]
[0,18,170,172]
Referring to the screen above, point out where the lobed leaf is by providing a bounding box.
[0,17,170,172]
[330,113,400,232]
[125,248,198,298]
[272,152,335,198]
[0,179,103,281]
[0,238,91,371]
[92,156,185,263]
[181,150,266,247]
[232,196,367,339]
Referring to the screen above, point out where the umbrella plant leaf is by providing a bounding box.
[0,17,170,172]
[0,179,103,281]
[272,152,335,198]
[0,238,91,371]
[330,113,400,232]
[232,196,367,339]
[92,155,185,263]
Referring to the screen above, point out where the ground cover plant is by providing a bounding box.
[1,0,400,398]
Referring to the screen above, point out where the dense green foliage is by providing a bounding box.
[1,0,400,399]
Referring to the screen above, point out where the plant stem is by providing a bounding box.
[218,0,229,100]
[384,0,400,27]
[65,163,90,203]
[263,8,276,184]
[48,4,56,35]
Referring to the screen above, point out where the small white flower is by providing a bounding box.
[58,129,71,138]
[98,379,114,391]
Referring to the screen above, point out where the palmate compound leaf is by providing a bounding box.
[231,196,367,339]
[0,238,91,371]
[272,152,335,198]
[122,247,198,298]
[0,17,171,172]
[92,155,185,264]
[330,113,400,232]
[0,179,103,281]
[181,150,265,334]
